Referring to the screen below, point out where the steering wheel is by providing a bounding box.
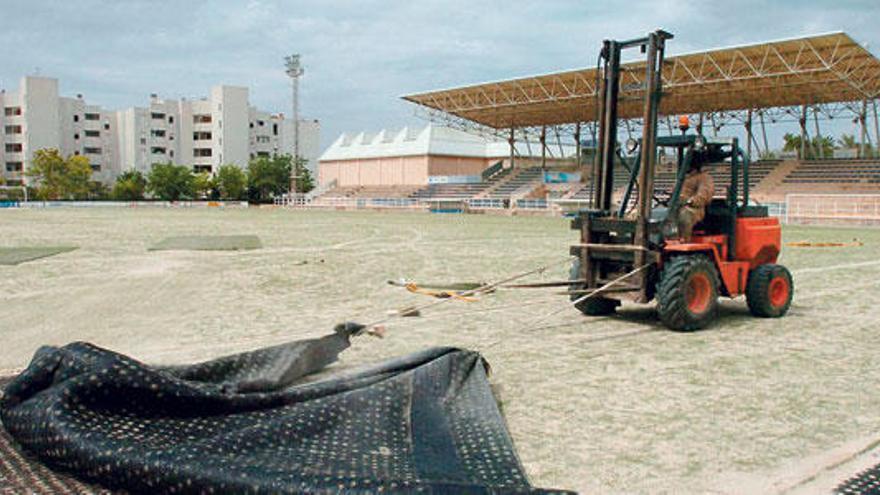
[653,188,673,207]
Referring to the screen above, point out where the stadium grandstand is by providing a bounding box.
[287,32,880,223]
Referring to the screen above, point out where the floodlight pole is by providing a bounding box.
[285,54,304,193]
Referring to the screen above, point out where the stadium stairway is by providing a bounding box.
[483,168,544,199]
[408,168,513,200]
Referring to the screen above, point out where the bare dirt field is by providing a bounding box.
[1,207,879,493]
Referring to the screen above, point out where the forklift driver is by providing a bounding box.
[677,153,714,242]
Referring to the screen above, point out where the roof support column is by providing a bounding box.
[745,109,753,159]
[859,99,868,159]
[873,99,880,159]
[799,105,808,160]
[508,127,515,168]
[759,110,769,156]
[540,126,547,170]
[574,122,582,169]
[697,113,704,135]
[813,106,823,159]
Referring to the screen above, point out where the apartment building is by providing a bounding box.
[0,76,320,185]
[1,77,119,185]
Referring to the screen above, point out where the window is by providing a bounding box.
[273,123,278,136]
[249,122,254,129]
[151,147,166,155]
[84,130,100,138]
[104,123,110,130]
[193,114,212,124]
[74,151,80,155]
[5,143,23,153]
[193,148,212,157]
[90,164,101,172]
[84,147,102,154]
[84,113,100,121]
[170,150,174,158]
[140,138,147,145]
[193,131,212,141]
[74,133,80,140]
[151,112,166,120]
[74,115,80,122]
[257,151,270,157]
[151,129,166,138]
[5,162,23,172]
[4,125,22,134]
[193,165,212,174]
[168,116,174,124]
[256,135,270,144]
[257,120,265,127]
[4,107,22,117]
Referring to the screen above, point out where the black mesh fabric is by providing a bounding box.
[0,325,566,494]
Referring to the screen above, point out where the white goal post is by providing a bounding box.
[784,193,880,226]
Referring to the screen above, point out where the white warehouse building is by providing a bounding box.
[0,76,320,186]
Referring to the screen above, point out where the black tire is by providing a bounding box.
[569,259,620,316]
[746,264,793,318]
[656,255,720,331]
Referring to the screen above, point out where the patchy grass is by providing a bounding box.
[0,246,78,265]
[149,235,262,251]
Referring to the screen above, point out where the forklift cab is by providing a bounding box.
[620,133,766,249]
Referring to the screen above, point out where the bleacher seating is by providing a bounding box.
[315,185,422,201]
[782,159,880,184]
[485,168,543,199]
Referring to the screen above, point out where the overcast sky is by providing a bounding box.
[1,0,878,150]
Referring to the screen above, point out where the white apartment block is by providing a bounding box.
[0,76,320,186]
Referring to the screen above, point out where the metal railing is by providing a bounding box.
[466,198,505,209]
[515,199,549,209]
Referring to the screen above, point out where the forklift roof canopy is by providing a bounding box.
[402,32,880,129]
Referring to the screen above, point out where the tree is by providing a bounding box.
[247,154,291,203]
[26,148,95,200]
[839,134,859,150]
[147,162,195,201]
[216,164,247,200]
[293,157,315,194]
[65,155,94,199]
[112,170,147,200]
[87,181,110,200]
[27,149,68,199]
[782,133,834,159]
[193,172,218,199]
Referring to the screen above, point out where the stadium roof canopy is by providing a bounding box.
[402,32,880,130]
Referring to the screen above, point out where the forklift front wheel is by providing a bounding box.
[656,255,720,331]
[569,259,620,316]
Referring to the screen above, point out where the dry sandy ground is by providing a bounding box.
[1,207,879,493]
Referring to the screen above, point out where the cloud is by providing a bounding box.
[0,0,877,149]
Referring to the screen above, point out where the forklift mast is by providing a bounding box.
[593,29,673,227]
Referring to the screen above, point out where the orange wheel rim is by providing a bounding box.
[769,277,789,307]
[686,273,712,314]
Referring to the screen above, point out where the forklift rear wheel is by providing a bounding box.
[569,259,620,316]
[656,255,720,331]
[746,264,793,318]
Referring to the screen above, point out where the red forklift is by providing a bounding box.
[569,30,793,331]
